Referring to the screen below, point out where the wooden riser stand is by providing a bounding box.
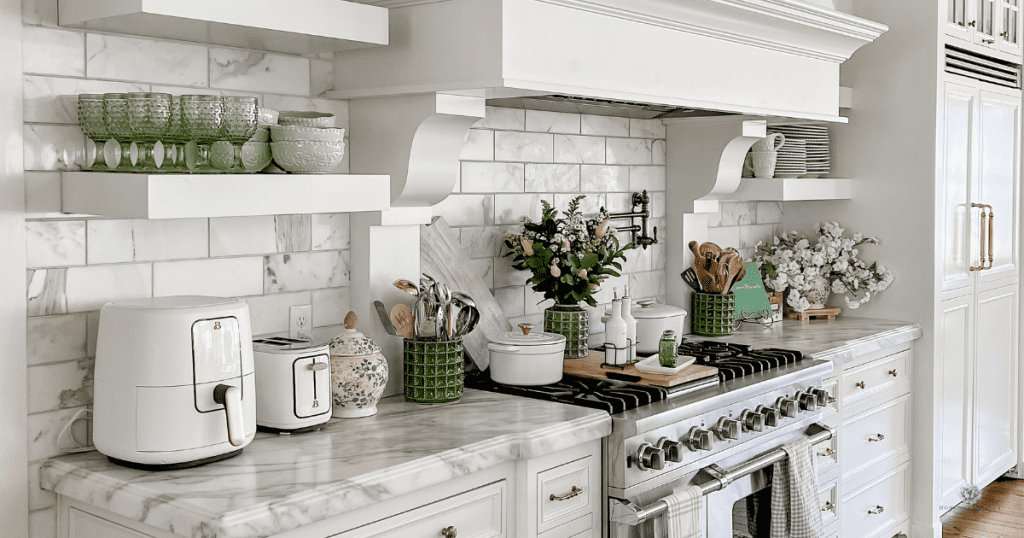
[786,307,841,322]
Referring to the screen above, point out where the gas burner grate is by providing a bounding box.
[678,341,804,383]
[464,371,666,414]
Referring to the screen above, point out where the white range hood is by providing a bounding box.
[334,0,886,121]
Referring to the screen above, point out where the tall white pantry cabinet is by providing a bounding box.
[822,1,1022,536]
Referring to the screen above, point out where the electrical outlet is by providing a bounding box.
[290,305,312,340]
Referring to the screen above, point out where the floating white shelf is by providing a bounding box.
[58,0,388,56]
[62,172,391,219]
[727,177,852,201]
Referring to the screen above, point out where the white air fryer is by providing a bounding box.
[93,296,256,470]
[252,337,332,433]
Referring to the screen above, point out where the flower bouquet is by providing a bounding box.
[503,196,633,357]
[754,222,894,313]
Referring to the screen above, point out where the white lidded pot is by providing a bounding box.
[487,324,566,386]
[602,300,687,355]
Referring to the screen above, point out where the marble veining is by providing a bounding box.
[210,48,310,96]
[274,215,312,253]
[581,164,628,192]
[494,131,553,163]
[525,110,581,134]
[461,162,525,193]
[27,268,68,317]
[525,163,580,192]
[264,251,348,293]
[606,137,653,165]
[86,34,208,87]
[27,313,88,366]
[26,221,86,268]
[554,134,605,164]
[311,214,350,251]
[22,27,85,77]
[40,391,611,538]
[693,317,923,365]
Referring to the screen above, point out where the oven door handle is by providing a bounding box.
[609,422,836,526]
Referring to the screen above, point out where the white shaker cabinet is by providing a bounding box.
[947,0,1024,56]
[936,78,1020,513]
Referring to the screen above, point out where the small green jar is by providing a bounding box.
[658,330,678,367]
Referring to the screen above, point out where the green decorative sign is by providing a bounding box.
[733,262,772,320]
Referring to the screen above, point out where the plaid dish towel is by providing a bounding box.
[770,438,823,538]
[663,485,702,538]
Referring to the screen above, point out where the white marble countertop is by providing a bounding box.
[40,390,611,538]
[690,316,923,364]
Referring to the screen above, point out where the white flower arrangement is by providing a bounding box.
[754,222,894,312]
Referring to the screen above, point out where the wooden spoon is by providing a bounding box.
[390,304,415,339]
[393,279,419,297]
[698,242,723,261]
[688,241,701,260]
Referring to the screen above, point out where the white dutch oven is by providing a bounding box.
[602,300,687,355]
[487,324,566,386]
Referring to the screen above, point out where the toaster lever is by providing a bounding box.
[213,384,245,447]
[308,362,329,371]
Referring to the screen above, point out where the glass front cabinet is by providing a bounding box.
[948,0,1023,56]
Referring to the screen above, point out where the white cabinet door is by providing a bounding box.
[948,0,977,43]
[1000,0,1023,54]
[977,0,1002,48]
[976,89,1021,289]
[973,284,1019,487]
[940,81,977,296]
[938,295,974,511]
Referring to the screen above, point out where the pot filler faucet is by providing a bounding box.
[602,190,658,249]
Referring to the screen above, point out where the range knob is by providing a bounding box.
[685,426,714,452]
[811,387,831,406]
[739,409,764,432]
[715,417,742,440]
[755,404,781,427]
[635,443,665,471]
[656,437,684,463]
[776,396,799,418]
[794,391,817,412]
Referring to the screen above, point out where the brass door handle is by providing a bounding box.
[984,38,996,43]
[969,20,977,27]
[971,203,994,271]
[868,433,886,442]
[550,486,583,501]
[818,447,835,457]
[889,369,898,377]
[1001,31,1009,37]
[441,526,457,538]
[822,501,835,512]
[856,381,866,389]
[868,505,885,514]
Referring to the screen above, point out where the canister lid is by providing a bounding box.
[329,312,380,356]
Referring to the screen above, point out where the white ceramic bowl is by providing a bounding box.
[249,126,270,143]
[269,125,345,143]
[278,111,335,128]
[270,140,345,173]
[487,327,566,386]
[257,107,279,127]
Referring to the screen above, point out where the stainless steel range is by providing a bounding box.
[468,339,835,538]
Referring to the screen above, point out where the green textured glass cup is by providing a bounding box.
[181,95,224,172]
[544,303,589,359]
[161,96,187,172]
[692,292,736,337]
[219,96,259,172]
[102,93,135,171]
[403,338,464,403]
[77,94,109,171]
[127,92,172,172]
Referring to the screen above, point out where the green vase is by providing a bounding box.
[544,303,589,359]
[692,292,736,337]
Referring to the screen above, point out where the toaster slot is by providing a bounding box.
[293,353,331,418]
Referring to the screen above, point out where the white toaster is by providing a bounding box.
[252,337,332,432]
[93,296,256,470]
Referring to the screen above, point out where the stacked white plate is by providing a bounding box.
[769,125,831,177]
[774,138,806,178]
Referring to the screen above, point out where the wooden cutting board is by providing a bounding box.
[563,350,719,388]
[421,216,511,371]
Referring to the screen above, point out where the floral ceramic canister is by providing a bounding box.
[329,312,389,418]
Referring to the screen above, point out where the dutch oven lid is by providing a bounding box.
[631,300,687,320]
[487,324,566,347]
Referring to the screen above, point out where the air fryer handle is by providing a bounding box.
[213,384,244,447]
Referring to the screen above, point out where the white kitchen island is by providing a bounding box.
[40,391,610,538]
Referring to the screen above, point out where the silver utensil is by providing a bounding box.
[393,279,419,297]
[373,301,398,336]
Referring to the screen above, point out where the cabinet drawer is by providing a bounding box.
[537,456,594,534]
[335,480,505,538]
[813,431,839,476]
[818,480,839,529]
[841,463,909,538]
[70,508,151,538]
[842,350,909,415]
[841,395,910,490]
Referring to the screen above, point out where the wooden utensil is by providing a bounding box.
[688,240,701,259]
[390,303,415,339]
[698,242,723,261]
[393,279,419,297]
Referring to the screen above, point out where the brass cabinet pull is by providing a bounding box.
[856,381,866,389]
[441,526,457,538]
[868,433,886,442]
[821,501,835,512]
[971,203,994,271]
[828,396,836,403]
[889,369,898,377]
[969,20,977,27]
[818,447,835,457]
[868,505,885,515]
[550,486,583,501]
[1001,31,1009,37]
[984,38,996,43]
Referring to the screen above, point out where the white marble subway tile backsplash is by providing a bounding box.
[494,131,554,163]
[525,110,581,135]
[23,76,146,125]
[26,269,66,317]
[629,166,666,192]
[473,107,525,131]
[581,164,628,192]
[652,139,667,165]
[580,114,629,137]
[209,216,278,257]
[460,129,495,161]
[494,286,526,319]
[525,163,580,192]
[460,226,503,259]
[26,221,85,268]
[757,202,783,224]
[553,134,605,164]
[311,214,350,251]
[65,264,152,312]
[210,48,310,96]
[606,137,653,165]
[265,251,349,293]
[86,219,209,264]
[27,314,88,366]
[461,162,525,193]
[23,124,84,171]
[720,201,757,226]
[310,58,335,98]
[22,27,84,77]
[494,193,553,225]
[312,287,351,328]
[86,33,208,86]
[22,0,58,26]
[27,359,93,414]
[275,215,312,253]
[431,194,494,227]
[244,291,312,336]
[629,118,667,139]
[28,407,86,462]
[153,258,261,298]
[555,193,605,215]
